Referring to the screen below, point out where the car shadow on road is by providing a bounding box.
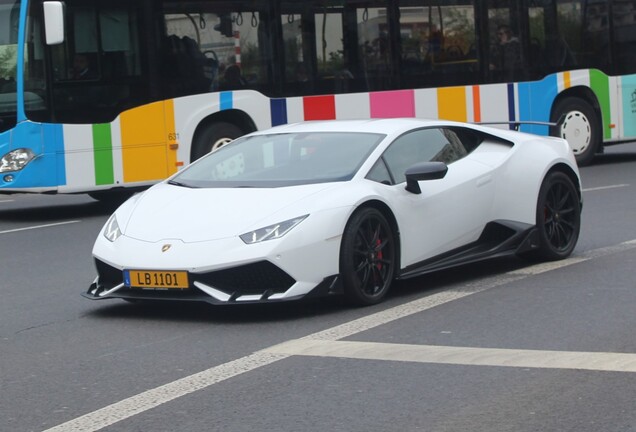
[84,256,530,324]
[85,296,353,324]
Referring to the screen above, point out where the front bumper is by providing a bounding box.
[85,217,345,304]
[83,258,343,304]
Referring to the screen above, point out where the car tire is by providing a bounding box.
[550,97,601,166]
[340,207,396,306]
[192,122,244,161]
[528,171,581,261]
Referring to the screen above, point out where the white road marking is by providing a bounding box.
[0,199,15,203]
[42,238,636,432]
[42,352,288,432]
[582,184,629,192]
[267,339,636,373]
[0,220,80,235]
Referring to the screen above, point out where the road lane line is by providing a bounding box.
[41,352,288,432]
[582,184,629,192]
[41,238,636,432]
[266,339,636,373]
[0,220,80,235]
[0,199,15,203]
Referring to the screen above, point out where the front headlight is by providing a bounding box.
[240,215,308,244]
[0,148,36,172]
[103,214,122,242]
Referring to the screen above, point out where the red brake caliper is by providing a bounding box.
[376,238,383,271]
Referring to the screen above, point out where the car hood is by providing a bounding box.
[121,182,340,243]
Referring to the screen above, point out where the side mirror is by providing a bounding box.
[404,161,448,194]
[43,1,65,45]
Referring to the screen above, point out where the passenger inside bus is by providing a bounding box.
[222,64,248,90]
[164,35,215,96]
[490,25,523,81]
[70,54,96,80]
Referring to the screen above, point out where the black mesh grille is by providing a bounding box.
[95,259,123,286]
[93,259,295,299]
[195,261,295,295]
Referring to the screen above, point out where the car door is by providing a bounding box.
[372,127,497,268]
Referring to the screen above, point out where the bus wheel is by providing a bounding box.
[192,122,244,161]
[550,97,600,166]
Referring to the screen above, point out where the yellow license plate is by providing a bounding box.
[125,270,189,289]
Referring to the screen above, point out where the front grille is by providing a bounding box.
[95,259,123,286]
[195,261,295,295]
[92,259,295,300]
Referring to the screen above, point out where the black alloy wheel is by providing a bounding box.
[532,171,581,261]
[340,207,396,306]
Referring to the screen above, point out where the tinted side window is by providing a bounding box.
[382,128,474,184]
[366,158,392,184]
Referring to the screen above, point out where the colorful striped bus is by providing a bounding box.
[1,0,635,200]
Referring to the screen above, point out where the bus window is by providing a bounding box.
[163,12,221,96]
[526,0,610,74]
[355,4,393,92]
[281,1,357,96]
[551,2,584,69]
[400,2,478,88]
[281,4,316,96]
[314,5,349,94]
[488,0,525,82]
[43,1,145,124]
[161,2,271,97]
[612,0,636,74]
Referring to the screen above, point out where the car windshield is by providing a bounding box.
[171,131,385,188]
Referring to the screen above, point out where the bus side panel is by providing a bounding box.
[58,100,179,193]
[92,124,115,185]
[172,91,272,167]
[622,74,636,139]
[589,69,612,140]
[164,99,179,176]
[471,83,511,127]
[62,123,100,191]
[517,74,558,137]
[120,102,169,183]
[173,93,220,166]
[435,88,465,122]
[230,90,273,131]
[607,74,622,141]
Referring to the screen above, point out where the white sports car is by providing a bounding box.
[84,119,582,306]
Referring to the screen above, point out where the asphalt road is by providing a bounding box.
[1,143,636,432]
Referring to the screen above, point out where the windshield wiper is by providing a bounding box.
[168,179,196,188]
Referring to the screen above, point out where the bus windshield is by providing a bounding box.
[0,0,19,133]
